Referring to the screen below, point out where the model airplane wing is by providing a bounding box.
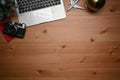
[73,4,80,8]
[73,5,85,9]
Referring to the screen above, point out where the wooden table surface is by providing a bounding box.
[0,0,120,80]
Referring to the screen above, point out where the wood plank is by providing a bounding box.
[0,68,120,77]
[0,77,120,80]
[3,41,119,55]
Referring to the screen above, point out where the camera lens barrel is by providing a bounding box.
[8,25,17,35]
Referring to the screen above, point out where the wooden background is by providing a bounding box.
[0,0,120,80]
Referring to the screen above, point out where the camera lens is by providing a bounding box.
[8,25,17,35]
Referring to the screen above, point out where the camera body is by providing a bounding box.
[4,21,26,38]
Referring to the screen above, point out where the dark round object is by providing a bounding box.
[86,0,106,11]
[8,25,17,35]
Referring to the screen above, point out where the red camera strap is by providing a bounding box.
[0,18,14,42]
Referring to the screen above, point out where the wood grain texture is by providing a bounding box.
[0,0,120,80]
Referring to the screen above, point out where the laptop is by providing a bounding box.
[15,0,66,27]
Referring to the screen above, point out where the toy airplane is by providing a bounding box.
[67,0,85,11]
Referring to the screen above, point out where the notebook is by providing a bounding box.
[15,0,66,26]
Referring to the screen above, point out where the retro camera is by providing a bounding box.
[3,21,26,38]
